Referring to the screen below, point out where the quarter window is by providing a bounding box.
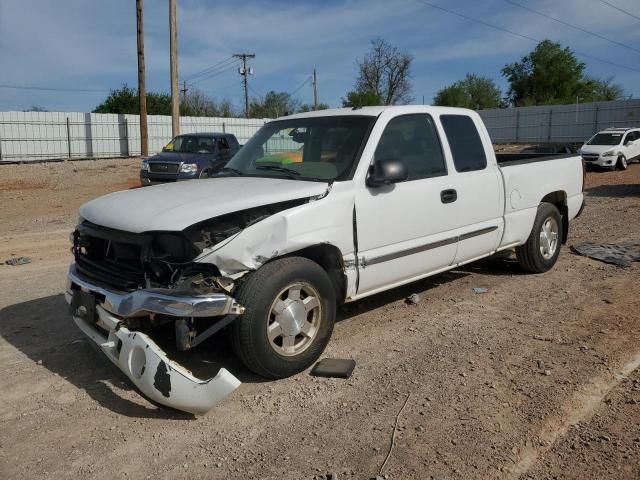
[374,114,447,181]
[440,115,487,172]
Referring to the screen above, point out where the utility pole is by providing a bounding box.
[233,53,255,118]
[312,68,318,110]
[169,0,180,136]
[136,0,148,157]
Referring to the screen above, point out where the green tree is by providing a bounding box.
[583,76,625,102]
[354,38,413,105]
[298,102,330,112]
[249,91,300,118]
[341,90,382,108]
[433,74,502,109]
[180,87,238,117]
[502,40,626,106]
[93,84,175,115]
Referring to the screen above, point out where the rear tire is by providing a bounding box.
[616,155,627,170]
[516,203,562,273]
[231,257,336,379]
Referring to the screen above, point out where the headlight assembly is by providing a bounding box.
[180,163,199,173]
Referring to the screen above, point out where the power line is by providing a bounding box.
[248,84,263,98]
[596,0,640,22]
[503,0,640,55]
[186,59,240,85]
[0,84,109,93]
[289,75,312,97]
[184,56,236,82]
[413,0,640,74]
[188,60,241,86]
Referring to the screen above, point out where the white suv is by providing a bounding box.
[580,127,640,170]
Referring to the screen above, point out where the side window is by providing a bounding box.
[218,137,230,150]
[374,114,446,181]
[440,115,487,172]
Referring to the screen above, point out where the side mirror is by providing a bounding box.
[625,140,634,146]
[366,158,408,187]
[162,147,169,152]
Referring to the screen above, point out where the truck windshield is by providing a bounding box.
[222,116,375,182]
[587,133,623,146]
[166,135,215,153]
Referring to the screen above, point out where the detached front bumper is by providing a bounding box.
[65,264,242,415]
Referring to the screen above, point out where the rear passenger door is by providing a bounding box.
[355,113,460,295]
[438,114,503,265]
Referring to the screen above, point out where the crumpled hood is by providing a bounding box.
[80,177,329,233]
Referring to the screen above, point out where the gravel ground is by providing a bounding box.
[0,158,638,480]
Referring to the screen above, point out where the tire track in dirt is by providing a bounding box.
[505,353,640,478]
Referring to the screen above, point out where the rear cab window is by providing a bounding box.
[440,114,487,172]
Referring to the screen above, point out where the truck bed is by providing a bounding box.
[495,152,577,166]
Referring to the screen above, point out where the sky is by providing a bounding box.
[1,0,639,113]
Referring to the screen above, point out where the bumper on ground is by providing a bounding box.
[65,264,242,415]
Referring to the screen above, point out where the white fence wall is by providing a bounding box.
[478,99,640,144]
[0,111,270,163]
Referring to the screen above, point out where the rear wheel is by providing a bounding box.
[616,155,627,170]
[231,257,336,379]
[516,203,562,273]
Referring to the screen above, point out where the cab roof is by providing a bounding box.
[279,105,477,121]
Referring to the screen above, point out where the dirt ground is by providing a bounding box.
[0,158,638,480]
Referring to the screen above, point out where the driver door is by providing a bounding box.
[355,114,459,296]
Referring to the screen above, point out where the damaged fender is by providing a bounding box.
[71,303,240,415]
[195,183,359,297]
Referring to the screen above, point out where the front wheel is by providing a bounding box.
[616,155,627,170]
[231,257,336,379]
[516,203,562,273]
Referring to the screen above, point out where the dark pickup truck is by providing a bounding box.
[140,132,240,185]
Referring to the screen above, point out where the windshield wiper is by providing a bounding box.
[218,166,243,176]
[255,165,301,179]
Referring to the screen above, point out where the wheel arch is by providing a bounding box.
[277,244,347,304]
[540,190,569,244]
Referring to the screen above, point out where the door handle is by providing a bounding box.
[440,189,457,204]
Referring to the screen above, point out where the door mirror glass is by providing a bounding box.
[366,158,408,187]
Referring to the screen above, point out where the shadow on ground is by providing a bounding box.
[0,257,519,417]
[586,183,640,198]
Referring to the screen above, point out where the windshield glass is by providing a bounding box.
[222,116,375,182]
[587,133,623,146]
[165,135,215,153]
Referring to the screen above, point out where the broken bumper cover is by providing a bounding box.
[65,264,242,414]
[67,264,244,318]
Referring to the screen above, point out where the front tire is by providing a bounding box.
[231,257,336,379]
[616,155,627,170]
[516,203,562,273]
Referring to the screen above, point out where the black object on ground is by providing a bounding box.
[5,257,32,266]
[571,241,640,267]
[311,358,356,379]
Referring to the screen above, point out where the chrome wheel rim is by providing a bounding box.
[539,216,559,260]
[266,282,321,357]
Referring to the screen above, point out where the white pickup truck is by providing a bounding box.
[66,106,585,414]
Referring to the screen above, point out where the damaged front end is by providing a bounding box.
[66,219,258,414]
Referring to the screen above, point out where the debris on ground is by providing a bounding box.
[472,287,490,294]
[311,358,356,379]
[571,241,640,267]
[4,256,32,266]
[406,293,420,305]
